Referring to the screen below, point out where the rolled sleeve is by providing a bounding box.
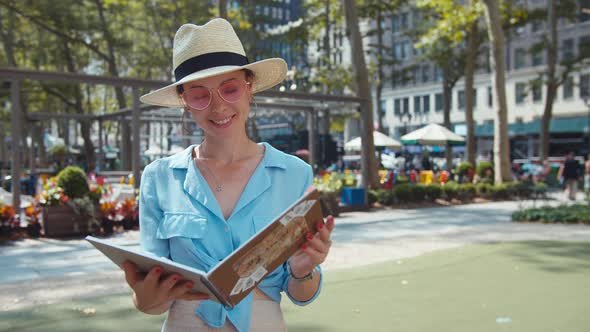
[138,164,168,258]
[282,265,323,306]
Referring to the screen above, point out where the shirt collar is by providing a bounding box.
[167,142,287,170]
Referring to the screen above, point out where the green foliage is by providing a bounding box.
[455,161,474,176]
[424,184,442,201]
[411,184,427,202]
[457,183,476,200]
[56,166,89,199]
[368,190,378,205]
[373,189,394,206]
[396,175,409,185]
[476,161,494,178]
[512,204,590,224]
[393,184,413,203]
[475,182,493,198]
[442,181,459,200]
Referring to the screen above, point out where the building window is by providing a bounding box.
[579,36,590,56]
[380,99,387,115]
[581,74,590,98]
[515,82,526,104]
[402,41,411,60]
[488,86,493,107]
[403,97,409,114]
[532,49,543,66]
[563,76,574,99]
[532,83,542,102]
[531,21,543,32]
[393,42,402,60]
[392,15,400,33]
[515,48,526,69]
[421,65,429,83]
[458,90,465,110]
[562,39,574,61]
[394,98,401,115]
[434,66,442,82]
[400,12,409,30]
[423,95,430,113]
[414,96,421,113]
[435,93,443,112]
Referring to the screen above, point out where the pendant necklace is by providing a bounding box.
[194,146,222,193]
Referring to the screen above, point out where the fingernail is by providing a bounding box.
[307,233,314,240]
[173,276,179,281]
[328,215,334,222]
[318,223,324,229]
[186,283,193,288]
[301,243,307,250]
[155,267,162,274]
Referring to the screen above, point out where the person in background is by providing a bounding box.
[557,151,581,200]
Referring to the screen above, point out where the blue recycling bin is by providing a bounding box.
[340,187,366,206]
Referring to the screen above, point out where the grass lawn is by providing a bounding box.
[2,241,589,332]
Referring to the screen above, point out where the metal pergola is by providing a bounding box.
[2,67,368,214]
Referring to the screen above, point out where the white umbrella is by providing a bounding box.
[401,123,465,146]
[344,131,402,151]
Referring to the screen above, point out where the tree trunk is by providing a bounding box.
[483,0,512,184]
[342,0,379,189]
[465,20,477,167]
[218,0,228,19]
[539,0,558,161]
[443,72,453,172]
[375,9,384,132]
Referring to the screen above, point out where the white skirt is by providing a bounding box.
[162,298,287,332]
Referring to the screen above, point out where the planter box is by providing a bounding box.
[42,205,95,238]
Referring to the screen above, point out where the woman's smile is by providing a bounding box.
[209,114,236,128]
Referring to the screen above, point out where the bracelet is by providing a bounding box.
[287,261,315,282]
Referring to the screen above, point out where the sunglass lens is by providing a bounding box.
[184,87,211,110]
[219,80,245,103]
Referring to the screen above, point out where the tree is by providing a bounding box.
[342,0,379,190]
[482,0,511,183]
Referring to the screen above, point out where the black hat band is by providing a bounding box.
[174,52,249,81]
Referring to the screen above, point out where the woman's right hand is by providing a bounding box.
[122,260,209,313]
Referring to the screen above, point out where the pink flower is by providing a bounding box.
[61,195,69,203]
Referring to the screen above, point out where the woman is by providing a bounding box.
[122,18,334,332]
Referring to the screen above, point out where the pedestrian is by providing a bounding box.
[557,151,581,200]
[122,18,334,331]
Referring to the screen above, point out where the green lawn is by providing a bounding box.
[2,241,589,332]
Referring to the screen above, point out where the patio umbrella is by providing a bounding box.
[401,123,465,146]
[344,131,402,151]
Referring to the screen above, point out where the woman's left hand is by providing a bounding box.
[288,215,335,278]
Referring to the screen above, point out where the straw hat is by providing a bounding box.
[140,18,287,107]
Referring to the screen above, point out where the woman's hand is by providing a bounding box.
[288,215,335,278]
[122,261,209,314]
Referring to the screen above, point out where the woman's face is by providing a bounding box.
[182,70,253,139]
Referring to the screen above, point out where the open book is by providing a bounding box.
[86,188,323,308]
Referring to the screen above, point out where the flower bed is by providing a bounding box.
[512,204,590,224]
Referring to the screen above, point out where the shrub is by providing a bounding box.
[396,175,409,185]
[490,183,511,200]
[56,166,90,199]
[475,182,493,198]
[368,190,378,206]
[442,181,459,200]
[458,183,476,200]
[393,183,413,203]
[476,161,494,178]
[373,189,394,206]
[424,184,442,201]
[411,185,427,202]
[455,162,474,176]
[512,204,590,224]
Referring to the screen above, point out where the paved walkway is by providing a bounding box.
[1,193,589,311]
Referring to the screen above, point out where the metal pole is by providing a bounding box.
[98,119,104,172]
[307,109,317,170]
[132,88,141,190]
[359,100,370,205]
[11,80,22,214]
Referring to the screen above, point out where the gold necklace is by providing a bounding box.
[194,147,222,193]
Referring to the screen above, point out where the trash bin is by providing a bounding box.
[340,187,365,206]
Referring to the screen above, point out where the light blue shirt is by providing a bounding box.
[139,142,323,332]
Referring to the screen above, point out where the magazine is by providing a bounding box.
[86,188,323,308]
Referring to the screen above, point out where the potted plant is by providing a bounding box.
[24,203,42,238]
[39,167,99,237]
[99,201,118,235]
[117,198,138,230]
[0,204,19,241]
[313,172,342,217]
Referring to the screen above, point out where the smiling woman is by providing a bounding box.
[121,18,335,332]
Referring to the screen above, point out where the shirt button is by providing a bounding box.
[225,226,230,232]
